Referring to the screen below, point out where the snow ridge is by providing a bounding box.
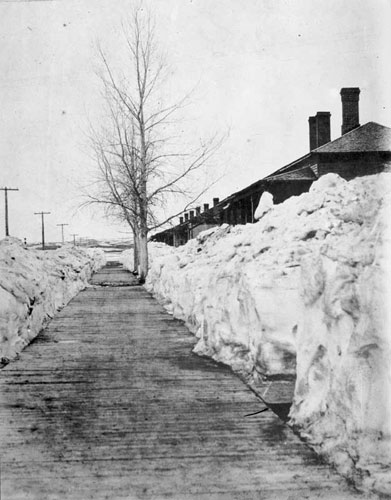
[0,239,105,361]
[123,173,391,496]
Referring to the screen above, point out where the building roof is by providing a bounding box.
[219,165,315,205]
[264,166,317,182]
[263,121,391,181]
[152,116,391,242]
[262,152,312,179]
[314,121,391,153]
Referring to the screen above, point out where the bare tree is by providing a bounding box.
[85,7,221,282]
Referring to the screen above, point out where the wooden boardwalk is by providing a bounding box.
[0,264,372,500]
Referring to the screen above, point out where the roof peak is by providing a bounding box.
[314,121,391,154]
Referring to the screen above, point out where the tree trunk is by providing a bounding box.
[138,230,148,284]
[132,231,139,273]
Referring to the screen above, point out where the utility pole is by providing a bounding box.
[0,187,19,237]
[56,223,69,244]
[71,233,78,246]
[34,212,51,250]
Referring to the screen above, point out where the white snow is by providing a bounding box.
[123,173,391,496]
[0,238,105,361]
[119,247,135,270]
[290,175,391,495]
[254,191,274,220]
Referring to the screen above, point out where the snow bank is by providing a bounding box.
[0,239,105,361]
[143,232,300,376]
[126,173,391,495]
[290,176,391,495]
[119,247,134,270]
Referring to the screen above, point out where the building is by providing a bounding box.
[151,88,391,246]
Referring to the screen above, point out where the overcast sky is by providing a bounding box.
[0,0,390,243]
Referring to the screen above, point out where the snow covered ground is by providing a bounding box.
[121,173,391,496]
[0,238,105,362]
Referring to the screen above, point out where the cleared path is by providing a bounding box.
[0,264,372,499]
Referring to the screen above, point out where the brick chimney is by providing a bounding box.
[179,216,184,224]
[309,116,317,151]
[203,203,209,212]
[316,112,331,147]
[184,213,189,221]
[309,112,331,151]
[213,198,219,206]
[341,87,360,135]
[189,210,195,220]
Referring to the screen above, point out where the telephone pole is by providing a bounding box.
[71,233,78,246]
[56,223,69,244]
[34,212,51,250]
[0,187,19,237]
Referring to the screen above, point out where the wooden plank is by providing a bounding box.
[0,265,371,499]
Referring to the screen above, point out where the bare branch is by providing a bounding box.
[84,5,223,279]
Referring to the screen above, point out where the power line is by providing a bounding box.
[0,187,19,237]
[56,223,69,244]
[34,211,51,250]
[70,233,78,246]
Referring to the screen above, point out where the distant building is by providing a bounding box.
[151,88,391,247]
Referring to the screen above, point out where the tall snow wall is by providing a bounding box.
[122,173,391,496]
[290,177,391,495]
[0,238,106,361]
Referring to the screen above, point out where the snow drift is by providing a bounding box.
[0,238,105,361]
[121,173,391,495]
[290,175,391,495]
